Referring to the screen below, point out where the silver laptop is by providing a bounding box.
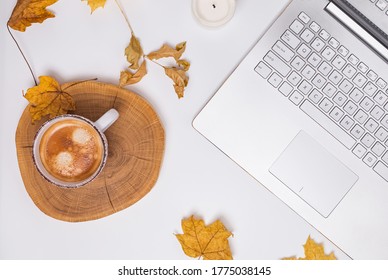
[193,0,388,259]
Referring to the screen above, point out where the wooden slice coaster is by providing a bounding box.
[15,81,165,222]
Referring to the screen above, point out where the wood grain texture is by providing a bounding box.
[15,81,165,222]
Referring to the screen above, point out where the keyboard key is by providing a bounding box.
[312,74,326,88]
[318,61,333,76]
[372,142,386,156]
[367,70,378,81]
[255,62,271,78]
[300,100,356,149]
[319,98,334,113]
[358,62,369,73]
[319,29,330,40]
[349,88,364,103]
[363,81,378,96]
[272,40,294,62]
[297,43,312,58]
[264,51,291,77]
[310,21,320,32]
[298,80,313,95]
[268,72,282,87]
[344,100,358,115]
[279,82,293,96]
[291,56,305,71]
[360,97,374,111]
[307,53,322,67]
[353,73,367,87]
[340,115,355,130]
[374,161,388,182]
[301,29,314,43]
[322,46,336,61]
[289,91,304,105]
[355,109,368,124]
[329,70,343,85]
[375,127,388,142]
[333,92,347,106]
[351,124,365,139]
[323,82,337,97]
[338,45,349,57]
[376,0,388,10]
[309,89,323,104]
[353,144,367,158]
[381,115,388,129]
[332,55,347,70]
[377,78,387,89]
[311,37,325,52]
[370,106,384,120]
[330,106,344,121]
[382,152,388,164]
[329,38,340,49]
[290,19,304,34]
[281,30,301,49]
[374,91,388,105]
[363,152,377,167]
[287,71,302,86]
[302,65,315,79]
[348,54,359,65]
[361,133,375,147]
[365,118,379,133]
[343,64,357,79]
[339,79,353,94]
[298,12,310,23]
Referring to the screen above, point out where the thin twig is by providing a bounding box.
[7,23,37,86]
[114,0,134,35]
[146,57,165,69]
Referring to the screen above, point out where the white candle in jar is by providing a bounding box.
[192,0,236,27]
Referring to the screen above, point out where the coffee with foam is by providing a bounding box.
[39,119,104,182]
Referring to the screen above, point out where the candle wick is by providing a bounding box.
[212,4,216,9]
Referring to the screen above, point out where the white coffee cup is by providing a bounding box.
[32,109,119,188]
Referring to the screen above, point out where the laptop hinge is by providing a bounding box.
[325,0,388,63]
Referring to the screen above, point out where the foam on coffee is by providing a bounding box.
[39,119,104,182]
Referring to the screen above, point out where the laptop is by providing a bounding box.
[193,0,388,259]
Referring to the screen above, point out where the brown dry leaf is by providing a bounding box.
[164,67,189,99]
[175,215,233,260]
[125,34,144,70]
[282,236,337,260]
[177,59,190,71]
[24,76,76,122]
[83,0,106,13]
[147,41,186,61]
[119,60,147,87]
[8,0,58,32]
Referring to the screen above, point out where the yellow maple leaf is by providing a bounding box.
[125,34,144,70]
[175,215,233,260]
[119,60,147,87]
[283,236,337,260]
[147,42,187,62]
[83,0,106,13]
[8,0,58,32]
[24,76,76,122]
[164,67,189,99]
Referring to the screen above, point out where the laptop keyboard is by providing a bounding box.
[255,12,388,182]
[370,0,388,15]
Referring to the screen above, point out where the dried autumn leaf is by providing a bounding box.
[147,42,186,61]
[8,0,58,32]
[177,59,190,71]
[24,76,76,122]
[119,60,147,87]
[125,34,144,70]
[83,0,106,13]
[164,67,189,99]
[175,215,233,260]
[282,236,337,260]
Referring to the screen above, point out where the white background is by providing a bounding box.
[0,0,349,260]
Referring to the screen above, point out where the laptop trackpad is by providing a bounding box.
[269,131,358,218]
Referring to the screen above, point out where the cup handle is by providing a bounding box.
[94,108,119,133]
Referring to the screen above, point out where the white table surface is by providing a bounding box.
[0,0,350,260]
